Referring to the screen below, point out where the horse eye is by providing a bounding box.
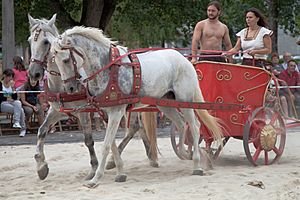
[44,40,49,45]
[63,58,70,64]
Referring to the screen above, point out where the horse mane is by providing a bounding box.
[29,18,59,36]
[63,26,117,48]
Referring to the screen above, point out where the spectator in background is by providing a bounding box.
[278,59,300,118]
[12,56,28,91]
[264,61,289,117]
[280,52,299,72]
[20,78,44,127]
[271,53,284,76]
[0,69,26,137]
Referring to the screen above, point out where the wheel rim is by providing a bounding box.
[170,123,198,160]
[243,107,286,166]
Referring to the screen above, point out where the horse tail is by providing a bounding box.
[141,112,158,161]
[193,90,223,146]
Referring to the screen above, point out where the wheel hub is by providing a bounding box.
[260,124,277,151]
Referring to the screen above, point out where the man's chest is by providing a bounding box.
[202,25,224,39]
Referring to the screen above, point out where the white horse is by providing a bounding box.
[27,15,158,181]
[51,26,223,188]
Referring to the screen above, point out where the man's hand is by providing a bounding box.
[191,57,197,64]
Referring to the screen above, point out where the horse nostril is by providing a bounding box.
[35,73,41,79]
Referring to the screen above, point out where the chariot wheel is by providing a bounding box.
[243,107,286,166]
[170,123,202,160]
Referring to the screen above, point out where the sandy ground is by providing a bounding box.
[0,130,300,200]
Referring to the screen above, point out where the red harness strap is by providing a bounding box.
[87,45,142,107]
[43,81,87,103]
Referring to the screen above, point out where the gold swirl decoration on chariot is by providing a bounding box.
[215,96,224,103]
[237,71,270,102]
[195,69,203,80]
[216,69,232,81]
[230,114,244,126]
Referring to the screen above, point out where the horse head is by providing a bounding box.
[51,33,87,94]
[28,13,59,81]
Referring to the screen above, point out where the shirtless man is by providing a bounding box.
[191,1,232,63]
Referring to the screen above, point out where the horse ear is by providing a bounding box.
[48,13,57,27]
[60,34,71,46]
[28,13,38,27]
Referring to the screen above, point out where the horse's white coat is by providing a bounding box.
[28,16,158,184]
[51,26,223,187]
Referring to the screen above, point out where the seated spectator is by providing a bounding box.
[280,52,299,72]
[20,78,44,127]
[278,59,300,118]
[264,61,288,117]
[0,69,26,136]
[12,56,28,91]
[270,53,284,76]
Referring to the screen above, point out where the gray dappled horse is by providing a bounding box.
[51,26,223,188]
[28,14,158,181]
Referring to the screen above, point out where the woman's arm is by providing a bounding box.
[228,37,242,54]
[20,93,34,108]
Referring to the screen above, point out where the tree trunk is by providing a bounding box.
[2,0,15,69]
[99,0,117,31]
[81,0,104,28]
[81,0,117,31]
[267,0,279,53]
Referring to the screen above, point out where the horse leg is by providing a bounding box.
[180,108,203,175]
[157,106,191,159]
[140,112,159,167]
[111,139,127,182]
[105,112,139,170]
[75,112,98,180]
[84,107,125,188]
[35,106,67,180]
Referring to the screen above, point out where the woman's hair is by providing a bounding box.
[271,52,279,59]
[245,7,269,28]
[2,68,15,78]
[23,77,40,90]
[13,56,26,71]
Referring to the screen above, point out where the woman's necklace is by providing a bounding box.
[244,26,261,41]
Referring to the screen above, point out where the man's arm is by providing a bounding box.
[191,22,203,63]
[223,26,232,51]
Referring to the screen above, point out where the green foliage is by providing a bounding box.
[277,0,300,35]
[6,0,82,46]
[110,0,209,48]
[59,0,82,22]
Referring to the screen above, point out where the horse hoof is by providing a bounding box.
[37,163,49,180]
[105,161,116,170]
[84,172,96,181]
[83,181,99,188]
[149,161,159,168]
[192,169,204,176]
[115,174,127,182]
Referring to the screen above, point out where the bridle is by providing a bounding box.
[54,46,85,83]
[29,27,51,70]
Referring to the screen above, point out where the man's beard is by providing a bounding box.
[208,15,218,20]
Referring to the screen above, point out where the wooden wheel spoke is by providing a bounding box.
[264,150,269,165]
[274,127,285,135]
[272,146,281,155]
[252,146,262,161]
[269,112,279,125]
[248,137,258,144]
